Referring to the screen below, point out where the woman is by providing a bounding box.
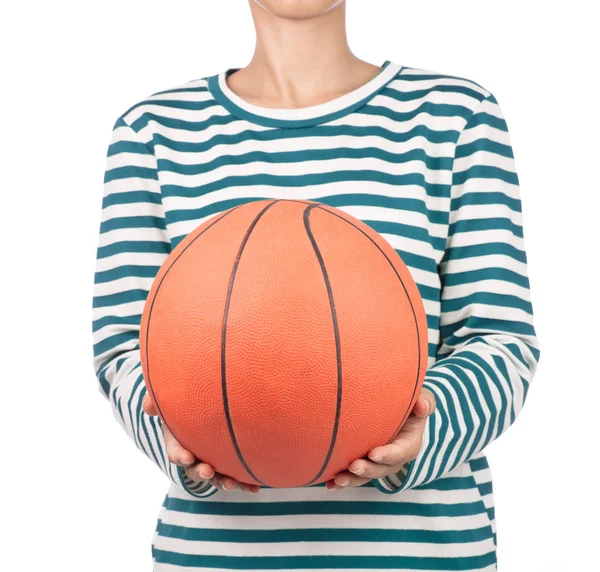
[92,1,539,570]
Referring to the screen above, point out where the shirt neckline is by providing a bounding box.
[206,60,403,129]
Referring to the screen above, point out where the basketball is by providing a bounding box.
[139,199,428,488]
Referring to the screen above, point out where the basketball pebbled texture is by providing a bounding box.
[140,199,428,488]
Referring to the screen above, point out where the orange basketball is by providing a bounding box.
[140,199,428,488]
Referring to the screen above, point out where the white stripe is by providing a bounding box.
[159,507,494,534]
[153,536,494,558]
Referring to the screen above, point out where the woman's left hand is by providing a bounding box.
[326,388,436,490]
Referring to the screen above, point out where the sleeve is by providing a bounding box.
[92,116,218,498]
[375,92,541,493]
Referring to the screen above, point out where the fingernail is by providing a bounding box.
[336,478,350,486]
[222,482,235,491]
[349,467,364,475]
[369,454,383,462]
[182,458,194,467]
[199,469,212,479]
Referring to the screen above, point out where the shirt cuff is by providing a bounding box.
[374,461,412,494]
[176,465,219,498]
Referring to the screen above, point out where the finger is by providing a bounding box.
[210,473,239,491]
[332,470,371,488]
[221,475,239,491]
[366,417,427,466]
[185,462,216,481]
[347,459,405,479]
[239,482,261,494]
[412,389,436,418]
[142,393,159,416]
[162,425,195,467]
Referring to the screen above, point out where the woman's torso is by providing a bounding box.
[125,61,498,571]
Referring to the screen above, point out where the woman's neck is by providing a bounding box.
[227,1,381,109]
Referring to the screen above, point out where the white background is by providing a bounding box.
[2,1,597,570]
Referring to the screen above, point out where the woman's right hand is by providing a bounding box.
[142,394,260,494]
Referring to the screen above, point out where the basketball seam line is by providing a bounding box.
[315,205,424,441]
[145,205,244,453]
[221,200,280,487]
[301,203,344,487]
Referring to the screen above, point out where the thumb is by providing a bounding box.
[142,393,159,416]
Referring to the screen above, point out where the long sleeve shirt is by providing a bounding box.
[92,60,539,572]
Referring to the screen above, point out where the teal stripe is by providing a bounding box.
[152,549,497,570]
[97,364,110,397]
[164,497,486,517]
[450,190,521,212]
[134,380,162,469]
[441,292,533,315]
[153,122,461,153]
[367,220,443,251]
[361,100,471,124]
[101,190,162,208]
[504,342,530,368]
[156,521,493,544]
[160,171,448,200]
[92,312,140,333]
[96,240,170,259]
[467,107,507,133]
[94,264,160,284]
[492,354,517,424]
[426,314,439,332]
[440,317,536,345]
[147,409,169,477]
[126,373,145,453]
[128,98,217,119]
[170,198,258,230]
[443,266,530,289]
[469,457,489,472]
[428,342,438,358]
[92,288,148,309]
[104,164,159,184]
[168,195,443,228]
[100,215,166,234]
[453,164,519,187]
[106,137,153,159]
[528,344,541,363]
[478,482,493,496]
[93,330,138,357]
[323,193,448,225]
[416,476,481,491]
[397,70,488,93]
[121,85,210,117]
[392,249,438,274]
[161,147,452,176]
[383,82,485,107]
[450,216,523,238]
[456,138,514,161]
[445,242,527,264]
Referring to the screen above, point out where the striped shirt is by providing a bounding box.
[92,60,540,571]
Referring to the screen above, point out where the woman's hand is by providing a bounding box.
[326,388,436,490]
[141,394,260,494]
